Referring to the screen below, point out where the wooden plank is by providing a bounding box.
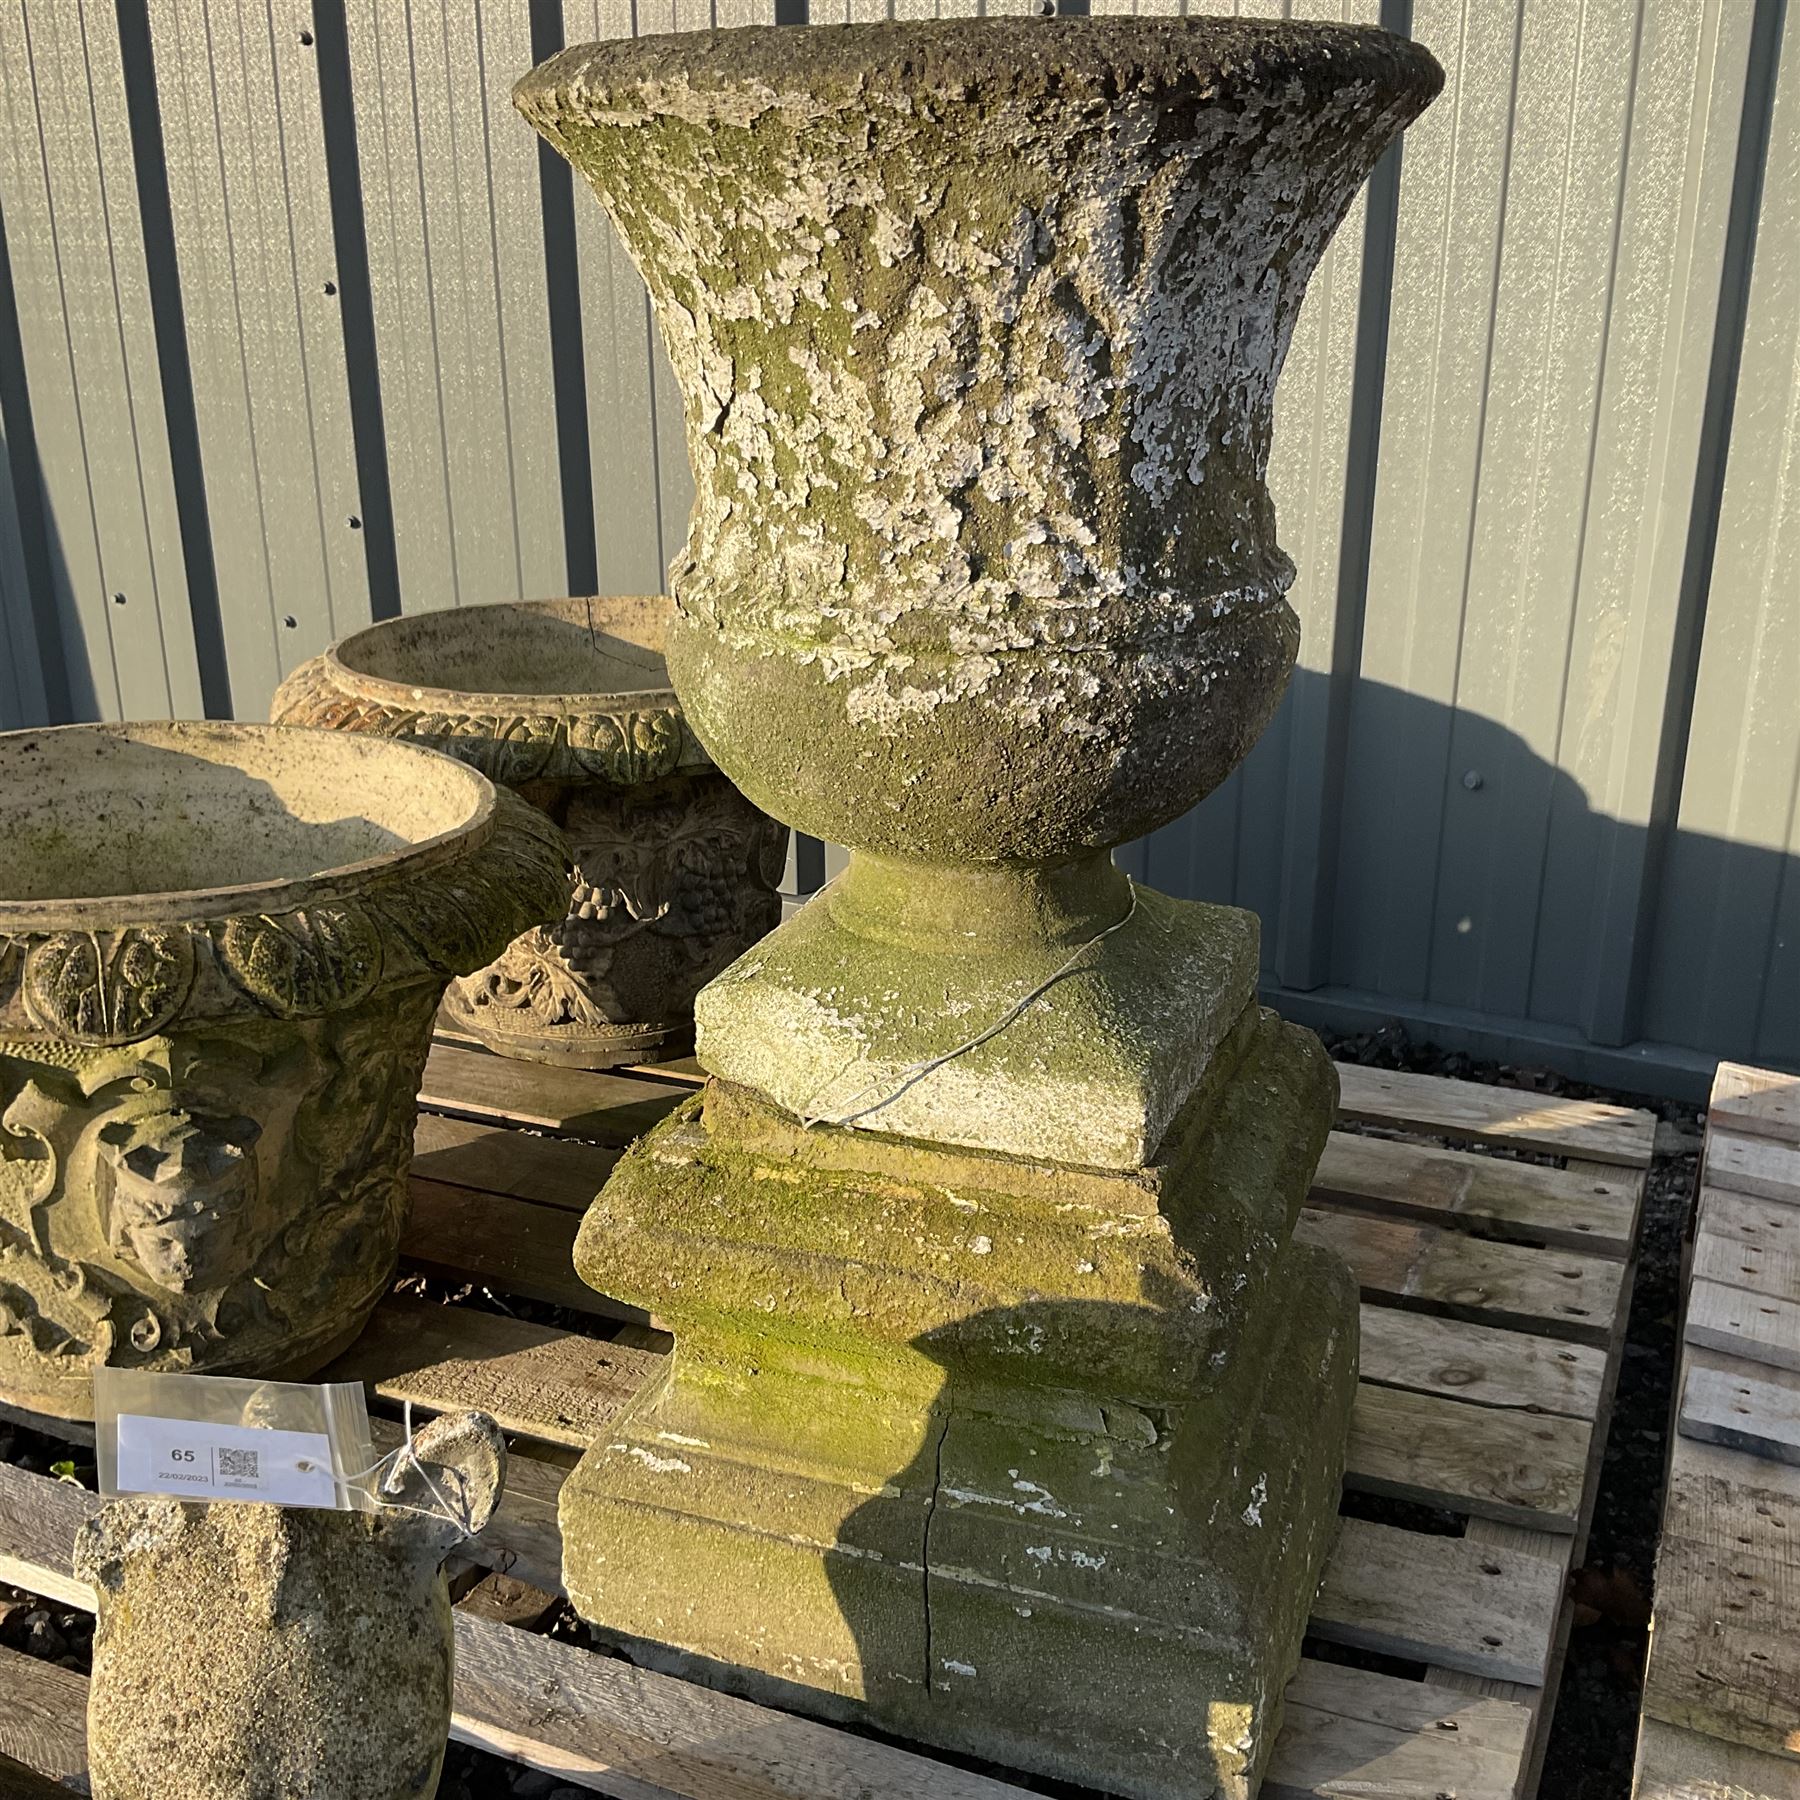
[413,1112,619,1213]
[1298,1207,1622,1344]
[1712,1066,1800,1151]
[1332,1064,1656,1165]
[1313,1130,1639,1255]
[1635,1716,1800,1800]
[0,1462,1035,1800]
[0,1642,87,1792]
[1357,1306,1606,1420]
[451,1609,1034,1800]
[1685,1279,1800,1376]
[322,1297,667,1450]
[1346,1382,1589,1532]
[1425,1518,1573,1704]
[420,1046,687,1143]
[1707,1134,1800,1208]
[401,1179,612,1320]
[625,1057,705,1088]
[1662,1461,1800,1557]
[1694,1230,1800,1308]
[1679,1357,1800,1467]
[1641,1528,1800,1763]
[1311,1516,1564,1684]
[1702,1187,1800,1254]
[1268,1661,1531,1800]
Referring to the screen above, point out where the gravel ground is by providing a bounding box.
[3,1020,1699,1799]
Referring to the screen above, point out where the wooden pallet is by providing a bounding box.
[1633,1062,1800,1800]
[0,1045,1656,1800]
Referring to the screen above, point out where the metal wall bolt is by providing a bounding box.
[1462,769,1483,791]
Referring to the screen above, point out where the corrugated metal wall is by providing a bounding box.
[0,0,1793,1098]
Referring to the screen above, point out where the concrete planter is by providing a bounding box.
[0,722,567,1419]
[273,596,787,1069]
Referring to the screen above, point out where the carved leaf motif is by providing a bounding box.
[217,905,383,1017]
[21,928,196,1044]
[0,1077,60,1217]
[568,709,683,784]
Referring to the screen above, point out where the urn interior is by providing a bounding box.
[0,722,492,916]
[327,595,674,711]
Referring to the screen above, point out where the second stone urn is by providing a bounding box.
[273,597,788,1069]
[0,723,567,1419]
[520,16,1440,1798]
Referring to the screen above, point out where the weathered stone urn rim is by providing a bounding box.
[515,15,1444,121]
[323,595,681,720]
[0,719,499,934]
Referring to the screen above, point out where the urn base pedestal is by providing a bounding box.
[561,974,1356,1799]
[695,851,1261,1169]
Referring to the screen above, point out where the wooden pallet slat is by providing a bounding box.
[1311,1518,1565,1684]
[401,1179,604,1320]
[1702,1186,1800,1253]
[1710,1065,1800,1150]
[1267,1662,1532,1800]
[323,1298,669,1450]
[1313,1130,1640,1255]
[1356,1307,1607,1419]
[1332,1063,1657,1165]
[420,1046,687,1143]
[413,1112,622,1209]
[0,1643,88,1794]
[1297,1206,1622,1344]
[1705,1134,1800,1208]
[1678,1356,1800,1467]
[1684,1278,1800,1376]
[1346,1382,1589,1532]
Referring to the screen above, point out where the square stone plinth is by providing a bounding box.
[694,885,1260,1170]
[561,1006,1357,1799]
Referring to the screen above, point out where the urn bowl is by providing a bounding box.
[518,18,1442,866]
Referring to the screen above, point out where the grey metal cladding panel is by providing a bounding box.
[151,0,370,721]
[1333,0,1755,1042]
[1419,0,1641,1026]
[0,414,44,727]
[348,0,564,614]
[562,0,677,598]
[1643,0,1800,1069]
[0,0,201,722]
[1529,0,1754,1042]
[1332,0,1522,1006]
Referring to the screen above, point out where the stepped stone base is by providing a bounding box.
[561,994,1357,1799]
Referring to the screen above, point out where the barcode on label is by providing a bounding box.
[217,1447,260,1480]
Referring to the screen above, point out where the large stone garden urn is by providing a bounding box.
[273,597,787,1068]
[519,18,1439,1798]
[0,722,567,1420]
